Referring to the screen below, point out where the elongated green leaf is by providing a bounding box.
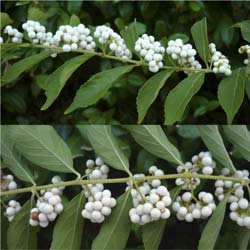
[245,76,250,101]
[120,21,146,54]
[191,17,210,65]
[137,70,174,123]
[92,191,133,250]
[1,126,35,184]
[238,228,250,250]
[1,51,52,86]
[164,72,205,125]
[65,65,135,114]
[86,125,131,175]
[10,125,77,174]
[198,192,231,250]
[41,54,93,110]
[232,20,250,43]
[0,12,13,29]
[0,43,17,54]
[223,125,250,162]
[7,198,37,250]
[125,125,183,165]
[198,125,236,172]
[142,219,165,250]
[50,192,86,250]
[142,186,181,250]
[218,68,246,124]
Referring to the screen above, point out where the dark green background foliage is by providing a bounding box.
[1,125,250,249]
[1,1,250,124]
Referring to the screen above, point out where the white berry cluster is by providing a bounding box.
[135,34,165,73]
[3,25,23,43]
[229,198,250,229]
[214,168,249,228]
[209,43,232,76]
[166,39,202,75]
[0,171,17,191]
[82,157,116,223]
[29,176,65,228]
[55,24,96,52]
[82,184,116,223]
[94,25,132,59]
[128,166,171,225]
[85,157,109,179]
[238,44,250,65]
[214,168,249,202]
[22,20,47,45]
[175,151,215,190]
[4,200,21,222]
[172,191,216,222]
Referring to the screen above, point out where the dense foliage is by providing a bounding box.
[1,1,250,124]
[1,125,250,249]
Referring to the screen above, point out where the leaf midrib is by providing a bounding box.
[200,126,235,171]
[68,192,85,248]
[2,142,34,184]
[103,126,131,175]
[102,192,130,249]
[143,125,183,165]
[19,126,74,173]
[228,69,242,122]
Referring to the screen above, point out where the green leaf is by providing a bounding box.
[92,191,133,250]
[9,125,77,174]
[86,125,131,175]
[50,192,86,250]
[69,14,80,26]
[65,65,135,114]
[142,186,181,250]
[237,228,250,250]
[198,192,231,250]
[1,51,52,87]
[0,12,13,29]
[0,43,17,54]
[41,54,93,110]
[223,125,250,162]
[232,20,250,43]
[218,68,246,124]
[142,219,165,250]
[177,125,199,139]
[137,70,174,123]
[198,125,236,172]
[245,76,250,101]
[1,126,35,184]
[120,21,146,54]
[7,198,37,250]
[125,125,183,165]
[191,17,210,65]
[164,72,205,125]
[67,1,83,15]
[28,5,45,21]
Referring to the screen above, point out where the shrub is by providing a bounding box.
[1,1,250,124]
[1,125,250,249]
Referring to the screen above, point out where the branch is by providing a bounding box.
[2,43,213,73]
[1,173,249,197]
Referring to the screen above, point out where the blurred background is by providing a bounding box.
[1,1,250,124]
